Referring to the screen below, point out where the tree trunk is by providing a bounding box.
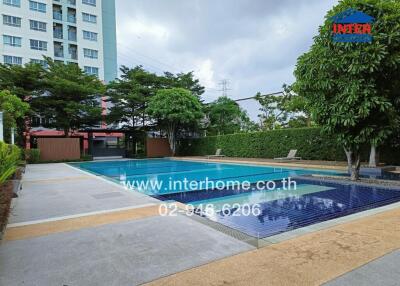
[344,148,352,175]
[351,152,361,181]
[344,148,361,181]
[368,145,379,167]
[166,123,176,156]
[64,128,70,137]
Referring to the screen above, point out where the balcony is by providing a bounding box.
[53,12,62,21]
[68,44,78,60]
[67,15,76,23]
[68,32,77,41]
[67,0,76,5]
[54,50,64,58]
[53,28,63,39]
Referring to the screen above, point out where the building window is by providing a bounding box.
[29,20,46,32]
[29,1,46,13]
[82,0,95,6]
[3,15,21,27]
[82,13,96,23]
[3,0,20,7]
[30,39,47,51]
[3,55,22,65]
[83,30,97,41]
[3,35,22,47]
[84,66,99,77]
[30,58,48,68]
[83,48,98,59]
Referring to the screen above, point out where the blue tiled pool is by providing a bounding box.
[71,159,400,239]
[159,179,400,238]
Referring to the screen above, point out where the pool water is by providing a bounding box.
[71,159,400,239]
[159,179,400,238]
[71,159,339,195]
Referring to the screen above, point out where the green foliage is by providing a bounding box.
[25,149,40,164]
[106,66,205,129]
[0,90,30,143]
[147,88,204,155]
[106,66,163,128]
[205,96,256,135]
[0,142,21,184]
[256,84,311,130]
[32,58,105,136]
[293,0,400,152]
[0,63,45,146]
[179,128,346,160]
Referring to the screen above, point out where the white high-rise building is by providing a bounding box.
[0,0,117,82]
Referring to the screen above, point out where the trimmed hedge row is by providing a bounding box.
[178,127,400,164]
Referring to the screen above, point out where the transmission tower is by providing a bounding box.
[218,79,231,97]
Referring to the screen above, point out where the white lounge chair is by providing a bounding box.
[207,149,225,159]
[274,149,301,160]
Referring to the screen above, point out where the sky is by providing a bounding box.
[115,0,338,120]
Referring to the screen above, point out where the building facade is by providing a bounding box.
[0,0,117,82]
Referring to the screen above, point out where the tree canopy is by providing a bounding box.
[147,88,203,155]
[32,59,105,136]
[293,0,400,179]
[0,90,29,143]
[205,96,256,135]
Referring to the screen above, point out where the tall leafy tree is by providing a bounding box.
[147,88,203,155]
[106,66,162,129]
[163,71,205,99]
[205,96,256,135]
[293,0,400,180]
[32,59,105,136]
[256,85,310,130]
[0,90,30,143]
[0,63,45,145]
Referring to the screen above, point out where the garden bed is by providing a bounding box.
[0,181,14,239]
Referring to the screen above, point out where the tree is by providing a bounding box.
[205,96,255,135]
[0,63,45,145]
[256,85,310,130]
[32,59,105,136]
[106,66,162,129]
[0,90,29,143]
[147,88,203,155]
[293,0,400,180]
[163,71,205,99]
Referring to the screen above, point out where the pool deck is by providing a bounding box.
[1,162,399,285]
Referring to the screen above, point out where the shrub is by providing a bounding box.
[25,149,40,164]
[179,128,345,160]
[0,142,21,184]
[178,127,400,164]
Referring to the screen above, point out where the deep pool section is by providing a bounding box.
[158,179,400,238]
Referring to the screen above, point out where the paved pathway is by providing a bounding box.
[0,163,253,286]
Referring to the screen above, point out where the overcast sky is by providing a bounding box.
[115,0,338,120]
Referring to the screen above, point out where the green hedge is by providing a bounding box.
[178,127,400,164]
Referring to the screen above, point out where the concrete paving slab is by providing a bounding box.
[325,250,400,286]
[0,215,253,286]
[10,164,158,223]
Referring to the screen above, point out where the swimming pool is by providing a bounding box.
[71,158,340,195]
[71,159,400,239]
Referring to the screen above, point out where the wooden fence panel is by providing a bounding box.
[146,138,172,158]
[37,138,81,161]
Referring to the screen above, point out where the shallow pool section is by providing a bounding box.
[158,179,400,238]
[70,159,339,195]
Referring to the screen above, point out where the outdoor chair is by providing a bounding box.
[274,149,301,160]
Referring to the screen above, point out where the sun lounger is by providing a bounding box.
[274,149,301,160]
[207,149,225,159]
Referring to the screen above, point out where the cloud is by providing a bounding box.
[115,0,339,119]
